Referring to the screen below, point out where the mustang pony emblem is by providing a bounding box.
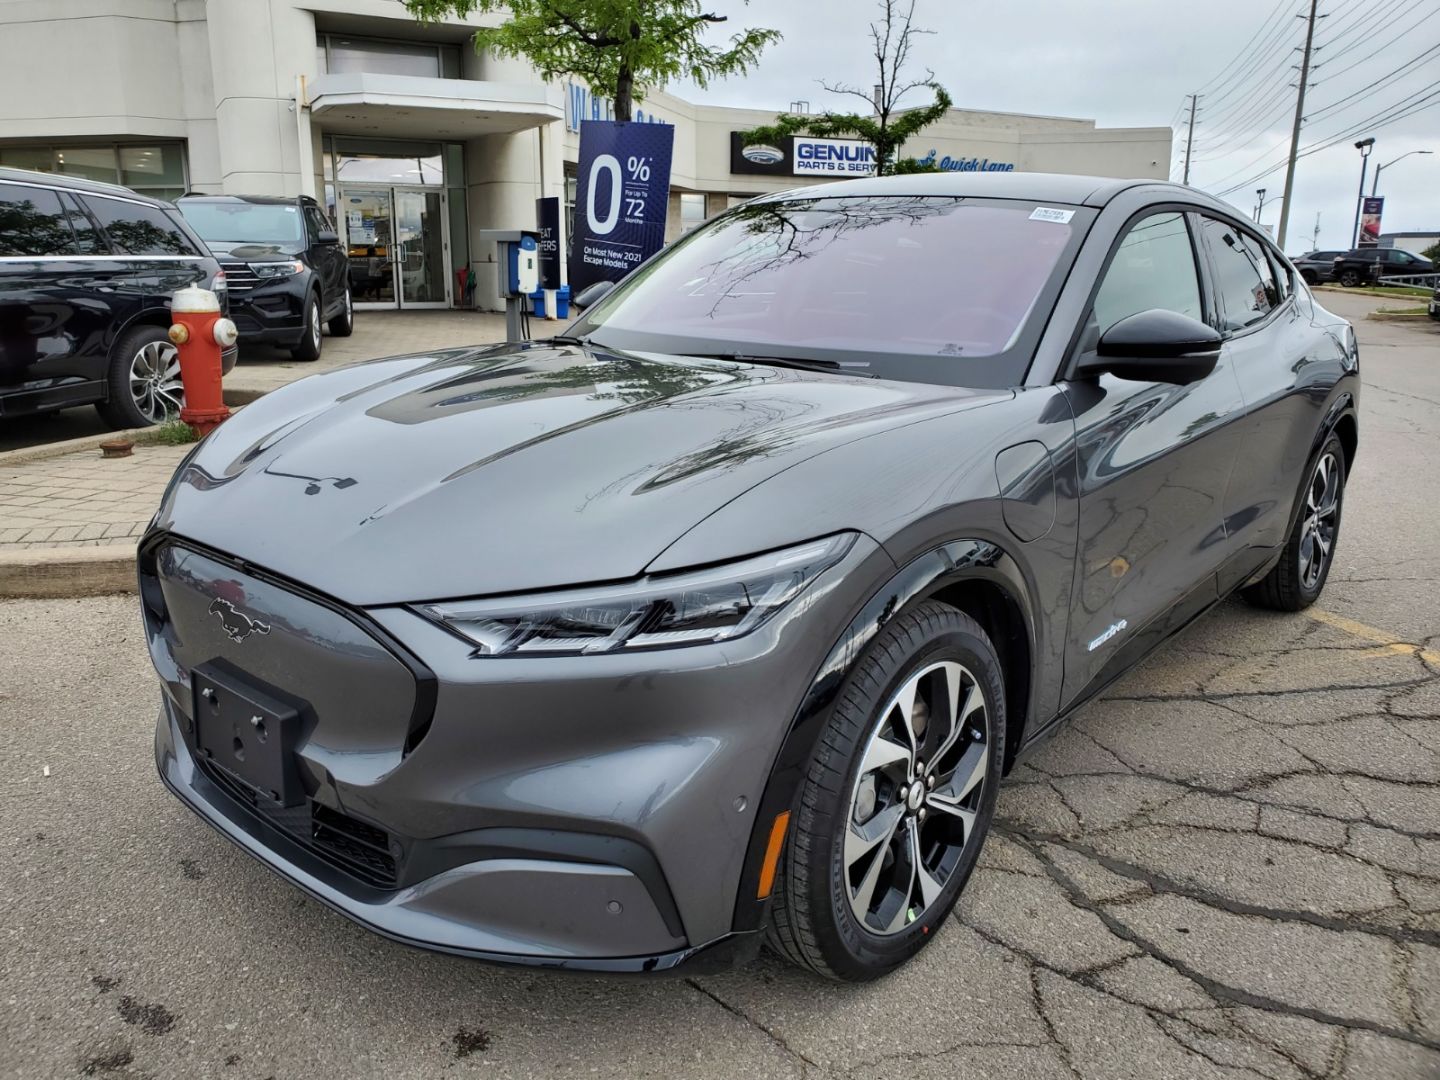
[208,597,271,643]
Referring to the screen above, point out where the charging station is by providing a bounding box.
[478,229,540,343]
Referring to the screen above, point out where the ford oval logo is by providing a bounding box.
[742,144,785,165]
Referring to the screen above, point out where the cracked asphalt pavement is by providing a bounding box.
[3,293,1437,1079]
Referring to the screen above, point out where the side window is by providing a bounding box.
[1269,248,1292,300]
[0,184,78,257]
[1091,212,1203,336]
[1200,217,1276,332]
[303,205,329,242]
[58,192,103,255]
[81,196,199,256]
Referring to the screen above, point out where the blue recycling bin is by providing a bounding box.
[556,285,570,319]
[529,288,546,317]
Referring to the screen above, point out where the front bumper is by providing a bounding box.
[144,532,889,970]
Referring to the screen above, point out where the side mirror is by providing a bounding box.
[571,280,615,310]
[1075,309,1222,385]
[316,229,339,245]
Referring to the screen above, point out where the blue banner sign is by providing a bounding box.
[570,120,675,293]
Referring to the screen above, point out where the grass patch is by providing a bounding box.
[1374,305,1428,316]
[138,416,200,446]
[1317,284,1431,299]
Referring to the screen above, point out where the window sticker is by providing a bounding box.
[1030,207,1075,224]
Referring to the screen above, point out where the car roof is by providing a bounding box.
[756,171,1231,212]
[0,166,175,207]
[177,193,312,206]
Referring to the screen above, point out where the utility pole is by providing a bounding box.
[1181,94,1200,185]
[1276,0,1321,250]
[1311,212,1321,250]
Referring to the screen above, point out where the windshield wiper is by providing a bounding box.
[689,353,875,378]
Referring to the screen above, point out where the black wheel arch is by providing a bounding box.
[730,537,1038,934]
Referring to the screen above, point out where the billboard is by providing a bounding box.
[1358,197,1383,248]
[570,120,675,293]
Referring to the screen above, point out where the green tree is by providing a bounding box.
[401,0,779,122]
[1422,241,1440,263]
[740,0,950,177]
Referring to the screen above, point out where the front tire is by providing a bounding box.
[327,284,354,338]
[1244,434,1346,611]
[95,324,182,429]
[767,600,1006,981]
[290,294,323,361]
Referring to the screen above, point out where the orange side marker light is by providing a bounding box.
[756,811,791,899]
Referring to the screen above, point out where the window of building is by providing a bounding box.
[679,192,707,233]
[1092,212,1202,335]
[1200,217,1277,331]
[81,195,199,256]
[0,143,187,203]
[318,34,462,79]
[0,184,78,257]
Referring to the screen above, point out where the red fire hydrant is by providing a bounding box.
[167,285,236,437]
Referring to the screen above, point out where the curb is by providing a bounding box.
[1365,311,1430,321]
[0,388,263,468]
[0,545,137,600]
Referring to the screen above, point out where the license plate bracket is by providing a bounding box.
[193,663,303,807]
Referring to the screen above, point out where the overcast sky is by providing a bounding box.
[670,0,1438,252]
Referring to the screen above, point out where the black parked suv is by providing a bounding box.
[176,194,352,361]
[1289,249,1344,285]
[1331,246,1435,287]
[0,167,234,428]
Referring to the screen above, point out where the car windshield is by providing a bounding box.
[570,195,1088,388]
[178,201,304,246]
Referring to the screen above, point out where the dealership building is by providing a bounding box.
[0,0,1173,311]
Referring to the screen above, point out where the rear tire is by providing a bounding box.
[1339,269,1361,287]
[1243,434,1346,611]
[766,600,1006,981]
[290,294,323,361]
[1300,270,1318,285]
[95,324,181,429]
[327,284,354,338]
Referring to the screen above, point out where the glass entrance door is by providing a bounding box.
[393,188,448,308]
[339,186,449,309]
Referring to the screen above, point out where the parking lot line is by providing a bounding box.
[1307,607,1440,664]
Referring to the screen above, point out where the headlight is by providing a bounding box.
[251,260,305,278]
[419,533,856,657]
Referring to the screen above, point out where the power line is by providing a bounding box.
[1214,85,1440,197]
[1311,2,1440,82]
[1307,40,1440,122]
[1191,0,1294,95]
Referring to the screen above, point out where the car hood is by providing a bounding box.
[154,342,1008,605]
[207,241,304,260]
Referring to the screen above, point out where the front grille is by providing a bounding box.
[219,260,260,291]
[197,757,399,889]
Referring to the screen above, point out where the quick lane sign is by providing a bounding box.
[570,120,675,293]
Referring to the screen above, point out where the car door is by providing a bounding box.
[1195,216,1326,590]
[1060,208,1248,707]
[304,203,345,314]
[0,181,127,412]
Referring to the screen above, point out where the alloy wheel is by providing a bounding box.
[310,301,322,350]
[845,660,989,935]
[129,339,183,424]
[1299,451,1341,591]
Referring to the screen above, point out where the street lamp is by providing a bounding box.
[1352,138,1375,248]
[1372,149,1433,196]
[1254,188,1268,223]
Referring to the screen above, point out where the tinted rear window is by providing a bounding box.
[178,200,305,246]
[0,184,78,257]
[82,195,199,256]
[573,196,1087,388]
